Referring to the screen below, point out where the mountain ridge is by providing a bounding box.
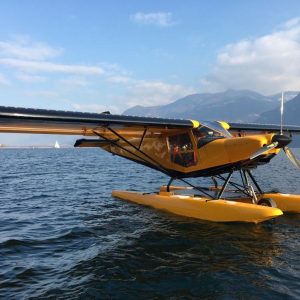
[257,93,300,125]
[123,89,300,146]
[123,89,296,122]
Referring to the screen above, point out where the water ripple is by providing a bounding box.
[0,149,300,299]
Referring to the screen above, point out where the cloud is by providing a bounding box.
[130,12,174,27]
[59,76,90,87]
[0,36,63,60]
[70,102,120,114]
[15,72,46,83]
[201,18,300,94]
[0,58,104,75]
[100,62,131,77]
[121,78,195,107]
[0,72,10,85]
[24,90,59,98]
[281,17,300,29]
[0,36,104,80]
[106,75,132,84]
[0,35,194,112]
[106,73,195,107]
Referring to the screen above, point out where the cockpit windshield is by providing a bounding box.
[193,121,231,148]
[201,121,232,138]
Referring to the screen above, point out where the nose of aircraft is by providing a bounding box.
[271,134,292,148]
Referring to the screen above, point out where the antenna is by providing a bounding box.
[280,91,284,135]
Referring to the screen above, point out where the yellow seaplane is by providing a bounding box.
[0,105,300,224]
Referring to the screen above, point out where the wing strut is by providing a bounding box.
[92,128,172,176]
[106,126,168,172]
[138,128,147,150]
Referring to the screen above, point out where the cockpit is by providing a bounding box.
[168,121,231,167]
[193,121,231,148]
[168,132,196,167]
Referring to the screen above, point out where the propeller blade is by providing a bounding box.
[280,91,284,135]
[284,146,300,170]
[250,142,278,160]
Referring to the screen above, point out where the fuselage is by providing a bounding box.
[97,123,280,178]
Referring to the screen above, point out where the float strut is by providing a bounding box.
[217,171,233,199]
[211,176,218,188]
[167,177,174,192]
[246,170,263,194]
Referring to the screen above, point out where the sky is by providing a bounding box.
[0,0,300,115]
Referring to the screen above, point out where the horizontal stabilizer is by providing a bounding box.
[74,138,117,147]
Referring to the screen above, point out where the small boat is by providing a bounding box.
[112,187,300,223]
[54,141,60,148]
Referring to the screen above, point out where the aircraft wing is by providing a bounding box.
[227,122,300,135]
[0,106,198,136]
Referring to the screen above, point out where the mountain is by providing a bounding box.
[268,91,300,103]
[256,92,300,147]
[256,92,300,124]
[124,89,300,147]
[124,90,278,122]
[1,90,299,147]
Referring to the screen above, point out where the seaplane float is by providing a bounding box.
[0,103,300,224]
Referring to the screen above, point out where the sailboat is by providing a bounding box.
[54,141,60,149]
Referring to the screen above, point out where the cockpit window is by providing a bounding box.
[193,122,228,148]
[168,133,196,167]
[201,121,232,138]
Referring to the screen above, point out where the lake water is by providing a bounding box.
[0,148,300,299]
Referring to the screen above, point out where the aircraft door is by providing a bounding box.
[168,132,197,167]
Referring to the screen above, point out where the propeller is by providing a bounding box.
[250,142,278,160]
[284,146,300,170]
[251,134,300,170]
[251,91,300,170]
[280,91,284,135]
[279,91,300,170]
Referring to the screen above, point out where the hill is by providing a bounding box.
[124,89,300,147]
[124,90,278,122]
[256,92,300,125]
[256,92,300,147]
